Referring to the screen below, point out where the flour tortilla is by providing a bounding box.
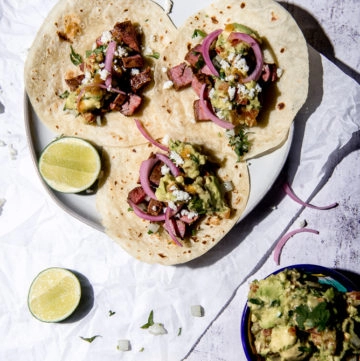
[154,0,309,159]
[24,0,176,147]
[96,143,249,265]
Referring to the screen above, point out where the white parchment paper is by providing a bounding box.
[0,0,359,360]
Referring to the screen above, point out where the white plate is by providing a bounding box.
[23,0,293,231]
[24,93,292,231]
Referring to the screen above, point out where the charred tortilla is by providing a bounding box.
[24,0,176,147]
[154,0,309,159]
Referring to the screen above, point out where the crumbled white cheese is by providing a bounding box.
[163,80,173,89]
[116,46,128,57]
[162,134,170,146]
[169,150,184,166]
[161,67,168,73]
[161,164,170,175]
[219,59,230,70]
[255,83,262,93]
[131,68,140,76]
[100,30,112,44]
[233,55,249,73]
[180,209,198,219]
[143,46,154,56]
[168,201,177,211]
[298,219,308,228]
[228,86,236,101]
[276,67,283,78]
[173,189,191,202]
[99,69,109,81]
[99,62,105,69]
[82,71,92,84]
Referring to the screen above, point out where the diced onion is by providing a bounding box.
[283,183,338,210]
[199,84,235,129]
[128,199,166,222]
[273,228,319,265]
[191,305,204,317]
[201,29,223,77]
[135,119,169,152]
[117,339,131,351]
[148,323,167,335]
[227,32,263,83]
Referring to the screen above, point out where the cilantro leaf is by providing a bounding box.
[141,310,154,329]
[226,127,250,161]
[192,29,207,38]
[80,335,101,343]
[70,46,83,66]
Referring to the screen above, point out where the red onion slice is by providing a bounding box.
[134,119,169,152]
[139,157,159,200]
[128,199,165,222]
[273,228,319,265]
[283,183,338,210]
[104,40,116,88]
[155,153,181,177]
[199,84,235,129]
[227,32,263,83]
[165,206,183,247]
[201,29,222,77]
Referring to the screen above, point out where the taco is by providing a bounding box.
[96,122,249,265]
[24,0,176,147]
[154,0,309,160]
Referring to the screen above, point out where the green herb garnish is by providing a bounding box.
[141,310,154,329]
[80,335,101,343]
[295,302,331,331]
[59,90,69,99]
[227,127,250,161]
[147,52,160,59]
[108,310,116,317]
[70,45,83,66]
[192,29,207,38]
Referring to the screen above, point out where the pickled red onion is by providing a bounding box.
[134,119,169,152]
[201,29,222,77]
[227,32,263,83]
[273,228,319,265]
[104,40,116,88]
[283,183,338,210]
[165,206,183,247]
[139,157,159,200]
[199,84,235,129]
[128,199,165,222]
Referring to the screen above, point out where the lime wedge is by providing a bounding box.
[38,137,101,193]
[28,267,81,323]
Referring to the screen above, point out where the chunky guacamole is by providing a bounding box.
[247,269,360,361]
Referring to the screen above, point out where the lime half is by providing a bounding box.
[28,267,81,323]
[38,137,101,193]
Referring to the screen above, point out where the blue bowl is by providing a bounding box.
[240,264,357,361]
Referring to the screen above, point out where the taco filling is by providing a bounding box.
[127,137,233,247]
[62,20,153,124]
[167,23,281,129]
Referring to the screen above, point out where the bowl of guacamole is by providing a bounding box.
[241,264,360,361]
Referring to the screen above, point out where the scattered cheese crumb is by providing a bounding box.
[163,80,173,89]
[191,305,204,317]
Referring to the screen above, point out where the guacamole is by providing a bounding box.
[247,269,360,361]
